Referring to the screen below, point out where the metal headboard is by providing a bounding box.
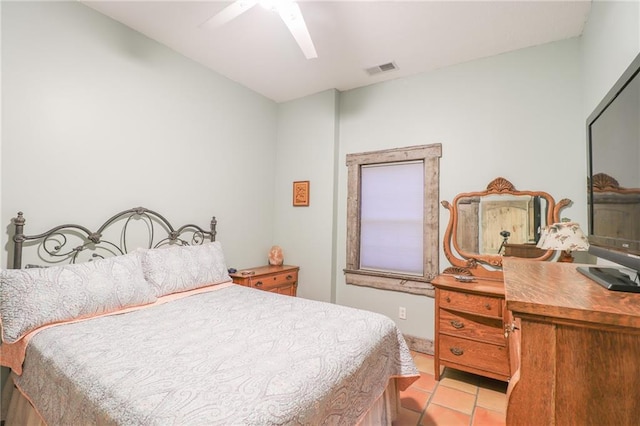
[11,207,217,269]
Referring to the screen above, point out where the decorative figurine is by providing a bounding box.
[268,245,284,266]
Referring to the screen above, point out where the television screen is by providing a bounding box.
[581,53,640,290]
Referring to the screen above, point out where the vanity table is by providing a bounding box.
[504,258,640,425]
[434,177,570,382]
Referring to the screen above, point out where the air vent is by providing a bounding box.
[365,62,398,76]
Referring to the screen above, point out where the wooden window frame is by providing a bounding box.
[344,144,442,296]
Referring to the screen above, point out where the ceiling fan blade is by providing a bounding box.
[278,2,317,59]
[200,0,259,29]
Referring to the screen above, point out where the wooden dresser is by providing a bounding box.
[503,258,640,425]
[432,274,513,382]
[503,243,547,259]
[230,265,299,296]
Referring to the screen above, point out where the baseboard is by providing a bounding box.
[404,334,434,355]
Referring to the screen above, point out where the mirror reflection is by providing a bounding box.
[590,173,640,242]
[456,194,546,255]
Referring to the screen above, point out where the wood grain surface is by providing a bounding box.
[504,258,640,425]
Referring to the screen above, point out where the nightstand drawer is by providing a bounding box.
[439,334,510,377]
[248,271,297,291]
[230,265,299,297]
[439,309,505,346]
[439,289,502,318]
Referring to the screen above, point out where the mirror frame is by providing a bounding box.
[441,177,571,278]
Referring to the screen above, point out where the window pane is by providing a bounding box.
[360,161,424,275]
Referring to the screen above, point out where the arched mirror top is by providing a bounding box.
[441,177,571,278]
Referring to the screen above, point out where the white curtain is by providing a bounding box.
[360,161,424,275]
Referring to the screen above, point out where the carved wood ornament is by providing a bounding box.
[592,173,640,194]
[441,177,571,279]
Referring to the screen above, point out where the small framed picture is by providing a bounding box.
[293,181,310,207]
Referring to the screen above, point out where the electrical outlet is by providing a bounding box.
[398,306,407,320]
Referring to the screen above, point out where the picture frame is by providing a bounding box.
[293,181,310,207]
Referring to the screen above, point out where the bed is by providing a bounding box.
[0,207,419,425]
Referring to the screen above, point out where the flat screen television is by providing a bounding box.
[577,52,640,292]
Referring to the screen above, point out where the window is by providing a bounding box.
[344,144,441,295]
[360,161,424,275]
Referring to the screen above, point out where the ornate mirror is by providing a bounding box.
[442,177,571,278]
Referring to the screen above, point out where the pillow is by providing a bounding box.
[141,242,231,297]
[0,251,156,344]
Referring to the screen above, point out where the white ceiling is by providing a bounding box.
[81,1,592,103]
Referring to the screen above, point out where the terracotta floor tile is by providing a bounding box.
[392,406,421,426]
[412,372,437,392]
[471,406,506,426]
[400,386,432,413]
[393,355,509,425]
[420,403,471,426]
[413,353,435,375]
[430,384,477,415]
[476,387,507,413]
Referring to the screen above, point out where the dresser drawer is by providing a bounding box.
[248,270,297,291]
[439,334,510,377]
[439,309,505,346]
[439,289,502,318]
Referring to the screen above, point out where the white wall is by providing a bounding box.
[335,39,584,341]
[274,90,339,303]
[1,2,278,269]
[0,0,5,392]
[582,0,640,116]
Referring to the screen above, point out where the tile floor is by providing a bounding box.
[394,352,508,426]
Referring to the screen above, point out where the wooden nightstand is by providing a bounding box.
[431,274,513,382]
[230,265,299,296]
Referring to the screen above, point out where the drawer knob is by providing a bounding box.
[286,275,293,280]
[255,281,263,287]
[450,320,464,329]
[484,303,492,310]
[449,347,464,356]
[445,296,451,303]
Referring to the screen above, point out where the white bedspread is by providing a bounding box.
[14,285,418,425]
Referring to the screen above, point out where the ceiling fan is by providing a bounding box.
[200,0,318,59]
